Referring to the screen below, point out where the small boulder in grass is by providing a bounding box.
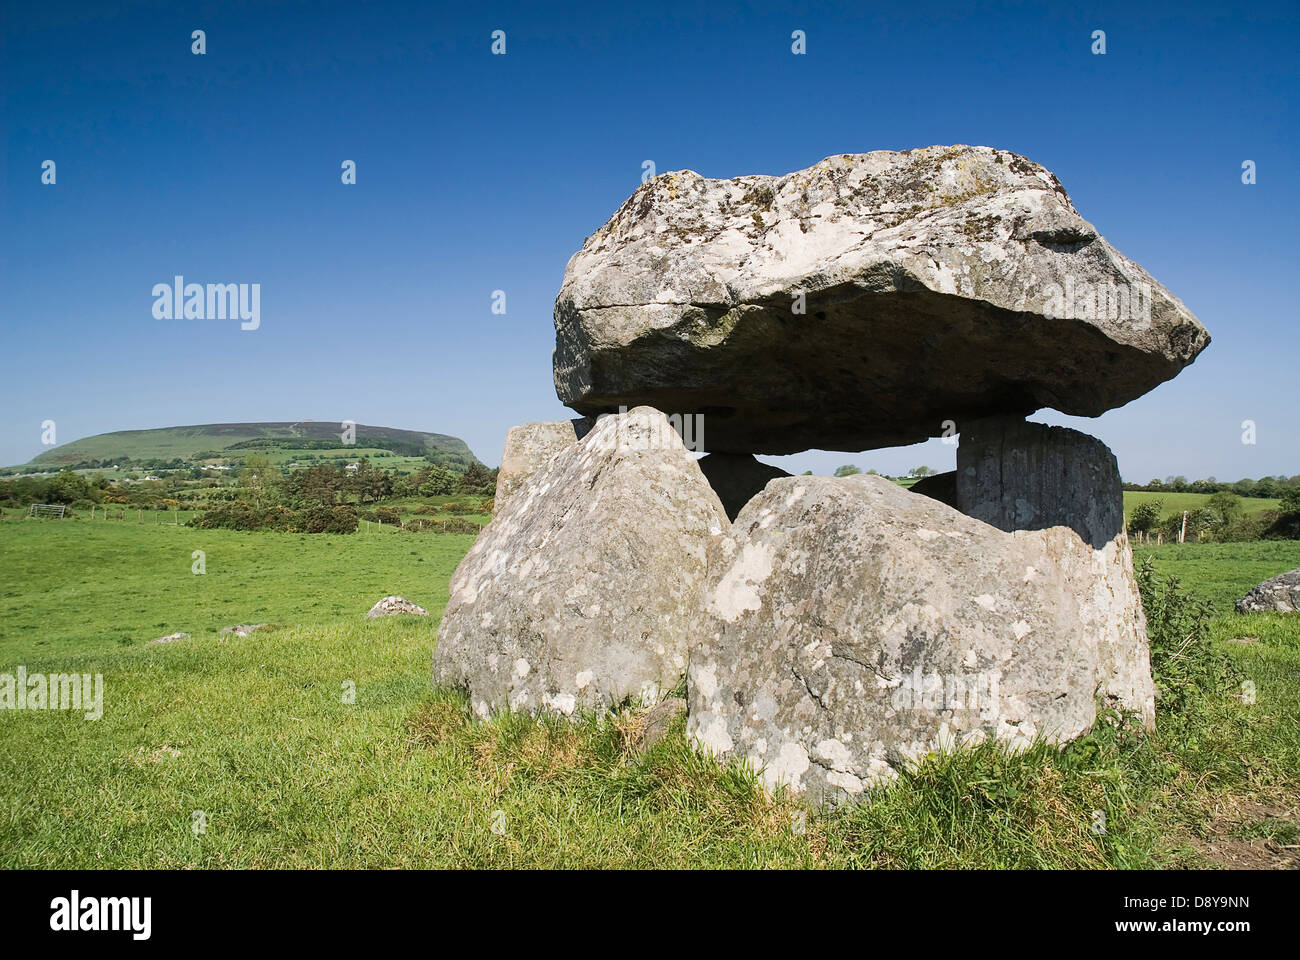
[1235,569,1300,614]
[366,596,429,618]
[632,697,687,754]
[221,623,271,637]
[150,632,191,645]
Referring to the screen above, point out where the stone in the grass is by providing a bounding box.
[632,696,688,754]
[1235,569,1300,614]
[365,597,429,618]
[221,623,272,636]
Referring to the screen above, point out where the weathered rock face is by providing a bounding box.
[434,407,728,718]
[366,596,429,618]
[1236,569,1300,613]
[697,453,791,521]
[955,417,1155,724]
[688,474,1146,804]
[554,145,1209,453]
[493,418,590,512]
[956,416,1122,548]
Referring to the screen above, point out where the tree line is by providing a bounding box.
[1123,475,1300,499]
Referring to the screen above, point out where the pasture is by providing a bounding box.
[1,517,1296,868]
[1123,490,1281,517]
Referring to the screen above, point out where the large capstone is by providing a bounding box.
[434,407,728,718]
[687,474,1148,804]
[554,145,1209,454]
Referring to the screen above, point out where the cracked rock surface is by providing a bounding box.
[687,474,1138,804]
[554,145,1209,453]
[434,407,728,717]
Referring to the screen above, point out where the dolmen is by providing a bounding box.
[434,145,1210,803]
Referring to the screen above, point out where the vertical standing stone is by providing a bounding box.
[956,416,1122,549]
[493,418,590,512]
[435,407,729,717]
[956,416,1155,726]
[696,453,791,521]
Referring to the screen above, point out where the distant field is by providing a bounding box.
[1133,540,1300,613]
[0,519,472,659]
[1124,490,1281,517]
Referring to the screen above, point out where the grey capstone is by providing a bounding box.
[554,146,1208,453]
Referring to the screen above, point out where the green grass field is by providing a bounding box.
[1124,490,1281,517]
[1,518,1297,868]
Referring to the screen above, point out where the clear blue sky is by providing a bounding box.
[3,0,1296,482]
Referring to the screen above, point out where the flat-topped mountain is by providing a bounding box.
[18,421,481,472]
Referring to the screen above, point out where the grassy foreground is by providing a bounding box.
[1,519,1297,868]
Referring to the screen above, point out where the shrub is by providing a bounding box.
[1135,556,1240,718]
[1207,512,1271,543]
[1262,489,1300,539]
[195,502,357,533]
[193,503,297,532]
[1263,509,1300,540]
[405,518,480,534]
[298,504,358,534]
[1127,499,1163,537]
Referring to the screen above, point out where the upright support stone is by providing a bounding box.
[956,416,1155,726]
[493,418,591,512]
[956,416,1121,548]
[435,407,728,717]
[688,475,1106,803]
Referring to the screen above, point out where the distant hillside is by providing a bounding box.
[22,421,481,471]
